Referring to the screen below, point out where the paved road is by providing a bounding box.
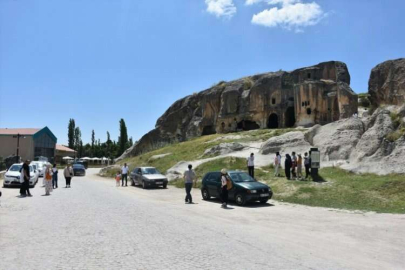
[1,169,404,270]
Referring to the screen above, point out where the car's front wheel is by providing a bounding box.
[142,181,147,189]
[235,193,246,206]
[201,188,210,200]
[163,183,167,189]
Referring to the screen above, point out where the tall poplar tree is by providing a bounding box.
[74,127,81,153]
[118,119,128,156]
[68,119,76,149]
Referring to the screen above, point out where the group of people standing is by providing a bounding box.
[43,164,74,195]
[277,152,311,180]
[19,161,74,197]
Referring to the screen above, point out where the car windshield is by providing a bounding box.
[9,165,22,172]
[229,172,255,182]
[73,165,84,169]
[141,168,160,175]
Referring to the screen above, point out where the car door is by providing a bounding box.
[227,174,237,200]
[207,172,221,197]
[135,168,142,185]
[130,168,138,184]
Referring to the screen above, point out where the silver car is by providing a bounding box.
[130,167,168,189]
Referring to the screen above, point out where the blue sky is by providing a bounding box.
[1,0,404,145]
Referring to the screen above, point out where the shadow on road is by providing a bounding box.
[203,197,274,208]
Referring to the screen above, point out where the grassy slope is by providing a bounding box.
[101,128,405,214]
[102,128,296,178]
[170,157,405,213]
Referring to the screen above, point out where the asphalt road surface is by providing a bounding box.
[1,169,404,270]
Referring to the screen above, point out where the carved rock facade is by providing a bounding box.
[119,61,358,159]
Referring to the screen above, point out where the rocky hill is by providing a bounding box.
[118,61,358,160]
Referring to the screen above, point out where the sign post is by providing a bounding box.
[310,147,320,178]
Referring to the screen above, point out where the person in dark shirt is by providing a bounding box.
[22,160,32,197]
[284,154,292,180]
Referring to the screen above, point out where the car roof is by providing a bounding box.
[139,167,157,169]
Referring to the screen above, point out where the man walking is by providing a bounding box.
[247,153,255,178]
[121,163,129,187]
[274,152,281,177]
[183,164,196,204]
[22,160,32,197]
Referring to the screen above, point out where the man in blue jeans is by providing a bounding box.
[183,164,196,204]
[121,163,129,187]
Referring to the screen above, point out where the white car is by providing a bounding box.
[30,163,40,182]
[3,163,38,188]
[31,161,47,177]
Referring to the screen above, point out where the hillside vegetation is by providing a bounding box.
[100,128,405,214]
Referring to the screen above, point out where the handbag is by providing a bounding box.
[226,176,233,190]
[45,170,52,180]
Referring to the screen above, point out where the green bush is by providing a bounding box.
[243,77,254,90]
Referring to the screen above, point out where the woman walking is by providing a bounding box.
[44,164,53,195]
[64,164,73,188]
[52,163,58,189]
[220,169,230,208]
[284,154,292,180]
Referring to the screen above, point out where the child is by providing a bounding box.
[115,171,121,187]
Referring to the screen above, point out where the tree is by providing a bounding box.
[106,131,111,143]
[68,119,76,149]
[118,118,128,156]
[74,127,81,153]
[91,129,96,148]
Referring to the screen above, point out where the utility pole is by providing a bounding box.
[12,133,25,162]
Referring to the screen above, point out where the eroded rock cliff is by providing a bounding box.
[369,58,405,106]
[118,61,357,160]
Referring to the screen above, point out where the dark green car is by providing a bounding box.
[201,171,273,206]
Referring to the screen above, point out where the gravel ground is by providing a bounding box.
[0,168,404,270]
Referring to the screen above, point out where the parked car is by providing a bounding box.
[200,171,272,206]
[74,161,88,169]
[3,163,38,188]
[130,167,168,189]
[31,161,47,177]
[30,163,40,182]
[72,164,86,176]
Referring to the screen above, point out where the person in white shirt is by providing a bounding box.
[121,163,129,187]
[247,153,255,178]
[183,164,196,204]
[274,152,282,177]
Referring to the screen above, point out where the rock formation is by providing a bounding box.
[118,61,358,160]
[369,58,405,106]
[260,105,405,175]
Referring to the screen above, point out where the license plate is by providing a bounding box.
[260,193,269,197]
[155,182,163,185]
